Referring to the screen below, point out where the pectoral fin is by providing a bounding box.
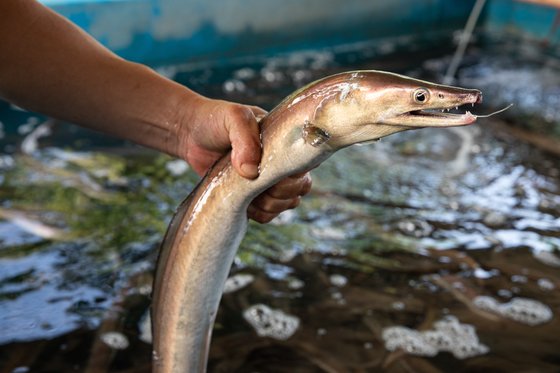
[303,123,330,147]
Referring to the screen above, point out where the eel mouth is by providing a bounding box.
[405,105,477,126]
[384,91,483,127]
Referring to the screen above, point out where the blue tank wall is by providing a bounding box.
[41,0,478,66]
[483,0,560,45]
[41,0,560,66]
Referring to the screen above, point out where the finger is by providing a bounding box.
[265,173,312,199]
[248,105,268,121]
[227,105,262,179]
[247,206,277,224]
[251,194,301,214]
[184,146,223,176]
[248,197,301,224]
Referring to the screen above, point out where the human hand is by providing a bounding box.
[0,0,311,224]
[177,96,312,223]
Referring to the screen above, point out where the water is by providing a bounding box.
[1,42,560,372]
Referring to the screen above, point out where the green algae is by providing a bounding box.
[0,150,198,260]
[239,221,313,266]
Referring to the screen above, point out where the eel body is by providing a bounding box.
[152,70,482,372]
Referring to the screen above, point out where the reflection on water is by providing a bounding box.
[1,42,560,372]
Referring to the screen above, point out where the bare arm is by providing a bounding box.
[0,0,311,222]
[0,1,195,158]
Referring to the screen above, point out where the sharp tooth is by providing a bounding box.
[455,106,458,110]
[472,103,474,107]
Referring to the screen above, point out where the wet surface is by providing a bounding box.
[1,42,560,372]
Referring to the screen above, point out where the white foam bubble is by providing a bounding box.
[223,79,247,93]
[271,209,297,227]
[533,250,560,268]
[473,296,553,326]
[243,304,300,340]
[139,311,152,344]
[474,268,499,279]
[391,301,406,311]
[11,367,30,373]
[329,274,348,287]
[0,155,14,170]
[382,316,489,359]
[17,117,39,135]
[165,159,189,176]
[21,122,52,154]
[511,275,528,284]
[223,273,254,294]
[136,284,153,296]
[310,226,348,240]
[233,67,256,80]
[287,278,304,290]
[100,331,129,350]
[537,278,555,291]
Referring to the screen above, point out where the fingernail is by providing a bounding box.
[240,163,259,179]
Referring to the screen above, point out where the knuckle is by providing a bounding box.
[267,175,310,199]
[254,194,298,214]
[229,104,253,122]
[249,196,301,223]
[261,214,276,224]
[261,197,281,213]
[250,106,267,120]
[266,184,287,199]
[300,176,313,195]
[251,195,276,213]
[288,197,301,209]
[252,211,276,224]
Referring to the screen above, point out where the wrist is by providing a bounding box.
[120,61,203,160]
[168,89,208,161]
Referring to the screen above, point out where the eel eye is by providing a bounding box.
[413,88,430,104]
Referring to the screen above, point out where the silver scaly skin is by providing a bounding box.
[151,70,482,372]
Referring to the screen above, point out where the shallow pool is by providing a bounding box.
[1,42,559,372]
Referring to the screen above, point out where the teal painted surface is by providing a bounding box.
[39,0,560,66]
[484,0,560,43]
[40,0,477,66]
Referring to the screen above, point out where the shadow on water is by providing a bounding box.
[1,41,560,372]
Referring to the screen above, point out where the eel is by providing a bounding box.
[151,70,483,372]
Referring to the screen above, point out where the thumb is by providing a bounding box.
[228,106,265,179]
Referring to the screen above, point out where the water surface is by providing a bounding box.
[0,44,559,372]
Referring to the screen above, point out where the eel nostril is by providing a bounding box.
[476,91,483,104]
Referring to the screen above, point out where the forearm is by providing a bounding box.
[0,0,198,156]
[0,1,313,223]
